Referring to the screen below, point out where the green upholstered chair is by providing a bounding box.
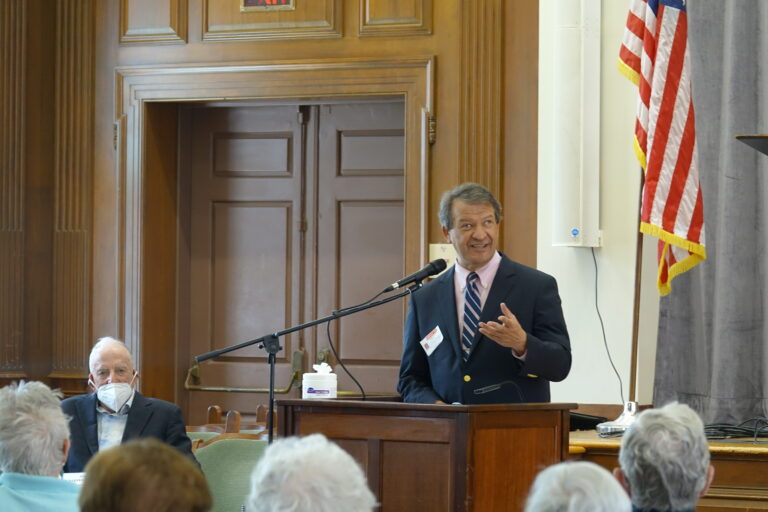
[194,434,268,512]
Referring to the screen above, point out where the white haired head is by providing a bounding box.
[525,461,631,512]
[618,402,713,510]
[0,381,70,476]
[246,433,377,512]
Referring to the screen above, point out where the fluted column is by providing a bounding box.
[458,0,503,196]
[51,0,94,377]
[0,1,26,377]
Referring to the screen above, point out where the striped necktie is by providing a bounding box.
[462,272,481,360]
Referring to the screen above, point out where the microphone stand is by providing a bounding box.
[194,281,423,443]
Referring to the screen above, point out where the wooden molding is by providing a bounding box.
[119,0,188,45]
[51,0,94,376]
[114,56,433,369]
[203,0,341,42]
[359,0,432,37]
[458,0,503,196]
[0,1,26,373]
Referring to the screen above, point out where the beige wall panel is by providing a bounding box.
[203,0,341,41]
[50,0,93,380]
[120,0,188,44]
[0,0,25,377]
[359,0,432,37]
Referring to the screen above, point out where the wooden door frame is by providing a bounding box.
[115,57,433,408]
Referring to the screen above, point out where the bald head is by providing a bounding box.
[88,337,136,390]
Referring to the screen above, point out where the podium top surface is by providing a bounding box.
[277,399,577,413]
[736,134,768,156]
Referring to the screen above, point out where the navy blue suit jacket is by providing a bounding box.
[397,253,571,404]
[61,391,195,472]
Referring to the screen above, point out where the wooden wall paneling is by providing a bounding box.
[140,103,179,401]
[458,0,503,196]
[359,0,432,37]
[114,57,433,408]
[0,0,26,381]
[49,0,94,392]
[119,0,188,45]
[502,0,539,266]
[203,0,341,41]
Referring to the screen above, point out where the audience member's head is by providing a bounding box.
[245,433,377,512]
[524,460,631,512]
[79,437,211,512]
[615,402,714,511]
[0,381,70,477]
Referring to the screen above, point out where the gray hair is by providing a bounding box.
[89,336,134,374]
[524,461,631,512]
[438,182,502,229]
[619,402,710,511]
[246,433,377,512]
[0,381,70,476]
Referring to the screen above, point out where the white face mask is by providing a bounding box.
[95,375,135,413]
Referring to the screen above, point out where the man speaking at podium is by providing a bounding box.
[398,183,571,404]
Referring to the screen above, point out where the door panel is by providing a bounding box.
[179,101,405,424]
[181,106,305,423]
[315,103,405,394]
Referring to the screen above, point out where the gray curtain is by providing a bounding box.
[654,0,768,424]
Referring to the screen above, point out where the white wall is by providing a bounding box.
[538,0,661,405]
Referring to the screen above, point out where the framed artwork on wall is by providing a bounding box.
[241,0,295,12]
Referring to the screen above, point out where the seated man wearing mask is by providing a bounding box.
[62,336,195,472]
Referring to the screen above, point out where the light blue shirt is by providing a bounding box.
[0,472,80,512]
[97,391,136,451]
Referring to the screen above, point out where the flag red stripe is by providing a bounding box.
[687,186,704,243]
[620,45,641,74]
[661,102,696,231]
[626,11,646,41]
[642,10,687,221]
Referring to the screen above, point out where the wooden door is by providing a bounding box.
[179,101,405,424]
[314,103,405,395]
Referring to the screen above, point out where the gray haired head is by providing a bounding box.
[0,381,70,476]
[524,461,631,512]
[438,182,502,229]
[89,336,134,374]
[619,402,711,511]
[246,433,377,512]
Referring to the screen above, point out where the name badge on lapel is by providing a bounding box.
[420,326,444,357]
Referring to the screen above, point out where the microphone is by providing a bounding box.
[384,259,447,292]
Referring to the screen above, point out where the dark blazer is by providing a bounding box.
[61,391,195,472]
[397,253,571,404]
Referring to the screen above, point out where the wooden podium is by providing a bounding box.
[277,399,575,512]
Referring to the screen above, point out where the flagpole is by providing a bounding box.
[628,167,644,402]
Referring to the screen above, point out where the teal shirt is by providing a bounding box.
[0,472,80,512]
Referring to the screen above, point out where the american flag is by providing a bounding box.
[619,0,706,296]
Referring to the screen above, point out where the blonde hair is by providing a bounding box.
[79,438,211,512]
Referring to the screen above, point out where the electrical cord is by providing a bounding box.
[704,417,768,440]
[591,247,625,404]
[325,319,366,400]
